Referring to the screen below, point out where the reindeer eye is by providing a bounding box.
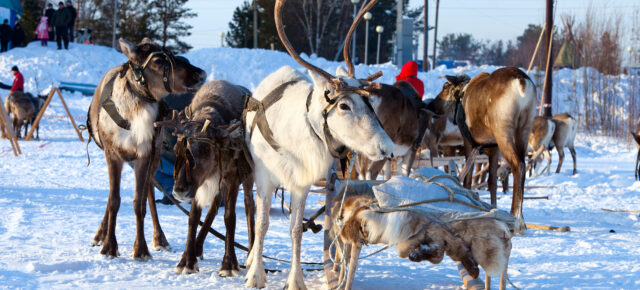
[153,58,163,65]
[339,103,351,111]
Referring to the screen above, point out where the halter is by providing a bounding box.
[122,50,176,102]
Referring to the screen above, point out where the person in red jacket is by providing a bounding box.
[395,61,424,100]
[0,66,24,92]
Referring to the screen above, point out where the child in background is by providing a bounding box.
[36,16,49,46]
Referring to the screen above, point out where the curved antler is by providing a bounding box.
[275,0,339,88]
[343,0,380,78]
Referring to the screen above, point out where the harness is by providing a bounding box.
[98,50,175,130]
[242,80,372,159]
[453,97,496,150]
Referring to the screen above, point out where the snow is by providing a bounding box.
[1,42,639,289]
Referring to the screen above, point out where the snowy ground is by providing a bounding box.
[1,43,639,289]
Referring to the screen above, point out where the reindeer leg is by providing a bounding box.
[344,243,362,290]
[368,159,385,180]
[242,178,256,254]
[487,148,499,206]
[284,188,310,290]
[176,198,202,274]
[131,157,154,261]
[147,184,170,251]
[245,180,275,288]
[220,179,241,277]
[99,150,122,258]
[544,148,552,175]
[555,147,565,174]
[636,149,640,181]
[194,193,222,260]
[569,146,577,175]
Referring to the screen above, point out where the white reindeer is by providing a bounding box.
[243,0,393,289]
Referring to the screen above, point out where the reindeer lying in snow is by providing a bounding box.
[87,38,206,260]
[155,80,255,276]
[330,169,513,290]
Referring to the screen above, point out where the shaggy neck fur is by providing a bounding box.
[99,73,161,158]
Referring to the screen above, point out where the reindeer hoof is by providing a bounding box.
[90,239,103,247]
[100,241,119,258]
[219,268,240,277]
[151,233,171,251]
[131,252,152,262]
[245,264,267,288]
[150,242,171,252]
[284,272,307,290]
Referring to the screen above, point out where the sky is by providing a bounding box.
[183,0,638,61]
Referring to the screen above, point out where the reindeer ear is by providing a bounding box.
[335,66,349,77]
[308,70,330,91]
[119,38,135,60]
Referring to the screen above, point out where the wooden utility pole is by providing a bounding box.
[431,0,439,69]
[543,0,554,117]
[253,0,258,49]
[423,0,428,71]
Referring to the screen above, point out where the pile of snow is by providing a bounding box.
[0,42,639,288]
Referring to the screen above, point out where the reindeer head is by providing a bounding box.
[156,112,243,202]
[275,0,393,161]
[119,38,206,101]
[437,75,471,102]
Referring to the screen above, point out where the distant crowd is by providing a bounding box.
[1,1,79,52]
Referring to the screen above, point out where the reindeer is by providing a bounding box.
[243,1,393,288]
[422,80,465,162]
[330,184,511,290]
[632,119,640,180]
[353,78,437,180]
[4,92,35,138]
[551,113,577,175]
[443,68,536,234]
[87,38,206,260]
[527,116,556,176]
[155,80,255,276]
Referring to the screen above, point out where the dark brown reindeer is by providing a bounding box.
[354,79,437,179]
[633,119,640,180]
[156,80,255,276]
[422,79,466,162]
[87,38,206,260]
[444,67,536,234]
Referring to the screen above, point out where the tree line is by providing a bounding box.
[19,0,195,53]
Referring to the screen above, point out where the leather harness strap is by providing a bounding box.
[242,80,299,151]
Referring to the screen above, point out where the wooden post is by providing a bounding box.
[25,88,84,142]
[526,24,547,74]
[542,0,554,117]
[0,97,20,156]
[55,88,84,142]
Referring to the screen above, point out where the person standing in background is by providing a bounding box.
[395,61,425,100]
[65,1,76,42]
[44,3,56,41]
[36,16,50,46]
[0,20,12,52]
[53,2,71,50]
[11,22,25,48]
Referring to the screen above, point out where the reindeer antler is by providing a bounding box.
[154,110,186,136]
[275,0,382,97]
[275,0,340,88]
[343,0,380,78]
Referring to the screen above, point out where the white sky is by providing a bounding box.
[184,0,638,60]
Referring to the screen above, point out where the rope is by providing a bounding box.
[150,176,324,271]
[329,152,357,290]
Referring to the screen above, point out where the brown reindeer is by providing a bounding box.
[444,67,536,234]
[551,113,577,175]
[156,80,255,276]
[87,38,206,260]
[632,119,640,180]
[4,92,35,139]
[422,80,466,162]
[354,78,437,179]
[527,116,556,176]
